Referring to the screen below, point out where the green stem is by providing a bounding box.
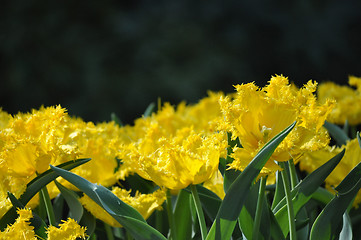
[280,161,297,240]
[351,125,357,139]
[166,189,177,240]
[104,222,115,240]
[126,230,133,240]
[288,159,298,188]
[190,185,207,240]
[39,186,56,226]
[252,176,267,240]
[156,208,163,235]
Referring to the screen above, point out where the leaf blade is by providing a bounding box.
[0,158,90,231]
[50,165,167,240]
[274,149,345,236]
[310,161,361,240]
[206,121,296,240]
[54,180,84,223]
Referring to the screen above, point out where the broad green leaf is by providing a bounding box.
[50,165,144,221]
[23,158,91,204]
[323,121,350,146]
[52,194,65,224]
[223,169,240,194]
[310,161,361,240]
[295,207,309,240]
[148,206,168,237]
[173,190,193,240]
[50,165,167,240]
[39,186,56,226]
[274,149,345,236]
[268,207,285,240]
[206,121,296,240]
[37,188,47,220]
[119,215,167,240]
[0,158,90,231]
[357,131,361,148]
[310,187,334,205]
[238,180,270,240]
[54,180,83,222]
[196,185,222,221]
[335,154,361,195]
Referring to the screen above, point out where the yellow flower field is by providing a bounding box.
[1,75,361,239]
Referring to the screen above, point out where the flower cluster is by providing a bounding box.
[317,76,361,125]
[0,208,87,239]
[2,75,361,239]
[219,75,333,176]
[299,76,361,207]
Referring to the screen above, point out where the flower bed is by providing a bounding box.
[1,75,361,239]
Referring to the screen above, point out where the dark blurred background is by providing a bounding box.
[1,1,361,124]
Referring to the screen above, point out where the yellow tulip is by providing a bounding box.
[219,75,334,175]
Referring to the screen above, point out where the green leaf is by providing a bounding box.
[206,121,296,240]
[54,180,84,222]
[0,158,90,231]
[343,120,349,135]
[295,207,309,240]
[50,165,167,240]
[268,207,285,240]
[339,212,352,240]
[323,121,350,146]
[111,112,123,126]
[273,149,345,236]
[335,156,361,195]
[310,187,334,205]
[357,131,361,148]
[147,205,168,237]
[196,185,222,221]
[271,170,285,210]
[52,194,65,224]
[80,209,97,239]
[23,158,91,204]
[222,133,242,193]
[173,190,193,240]
[310,161,361,240]
[39,186,56,226]
[223,169,240,194]
[238,180,270,240]
[119,215,168,240]
[143,102,156,117]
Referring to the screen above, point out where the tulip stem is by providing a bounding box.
[253,176,267,240]
[280,161,297,240]
[166,189,177,240]
[288,159,298,188]
[191,185,207,240]
[104,222,115,240]
[39,186,56,226]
